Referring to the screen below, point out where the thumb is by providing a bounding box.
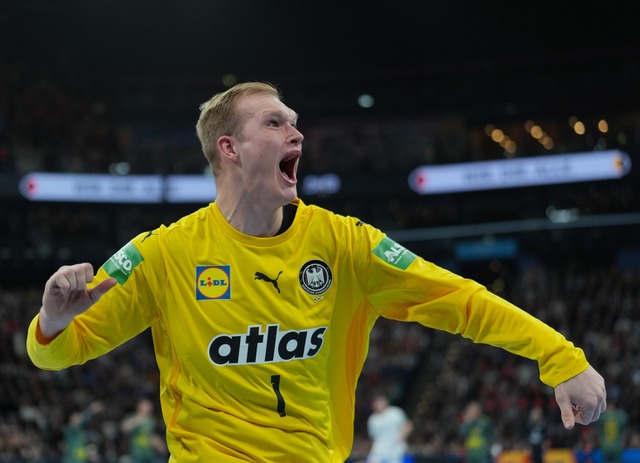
[557,399,576,430]
[89,278,117,303]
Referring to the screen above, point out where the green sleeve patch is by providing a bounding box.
[372,237,417,270]
[101,242,144,285]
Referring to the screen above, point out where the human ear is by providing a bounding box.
[217,135,239,164]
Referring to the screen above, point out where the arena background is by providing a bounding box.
[1,1,639,462]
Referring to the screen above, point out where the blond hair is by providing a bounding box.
[195,82,280,176]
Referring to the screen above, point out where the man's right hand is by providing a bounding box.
[39,263,117,339]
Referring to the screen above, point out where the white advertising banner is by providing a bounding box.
[408,150,632,195]
[19,173,164,203]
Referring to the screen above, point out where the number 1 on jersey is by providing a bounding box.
[271,375,287,417]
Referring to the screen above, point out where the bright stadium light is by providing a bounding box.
[357,94,374,108]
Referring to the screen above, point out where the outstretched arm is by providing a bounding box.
[554,365,606,429]
[38,263,117,339]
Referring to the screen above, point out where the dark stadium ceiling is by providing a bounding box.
[4,0,640,120]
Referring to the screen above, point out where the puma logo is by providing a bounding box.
[254,271,283,293]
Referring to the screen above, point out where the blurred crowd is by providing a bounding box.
[3,64,640,177]
[3,36,640,281]
[403,260,640,460]
[1,253,638,462]
[3,33,640,177]
[0,287,167,462]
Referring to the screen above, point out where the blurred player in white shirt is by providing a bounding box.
[367,395,413,463]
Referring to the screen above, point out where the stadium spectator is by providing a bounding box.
[596,399,628,463]
[120,398,167,463]
[61,400,104,463]
[26,81,606,462]
[460,401,494,463]
[525,405,547,463]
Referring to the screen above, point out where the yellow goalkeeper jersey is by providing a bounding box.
[27,198,588,462]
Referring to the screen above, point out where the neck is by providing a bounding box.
[216,194,284,237]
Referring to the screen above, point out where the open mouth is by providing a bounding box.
[279,153,300,183]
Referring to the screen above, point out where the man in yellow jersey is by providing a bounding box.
[27,82,607,462]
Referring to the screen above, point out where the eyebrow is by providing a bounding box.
[264,109,299,123]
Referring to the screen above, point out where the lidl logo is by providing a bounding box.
[196,265,231,300]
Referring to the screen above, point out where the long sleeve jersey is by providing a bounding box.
[27,198,589,462]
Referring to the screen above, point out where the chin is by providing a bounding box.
[281,185,298,202]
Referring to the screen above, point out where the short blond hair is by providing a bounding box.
[195,82,280,176]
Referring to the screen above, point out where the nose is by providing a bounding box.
[288,124,304,144]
